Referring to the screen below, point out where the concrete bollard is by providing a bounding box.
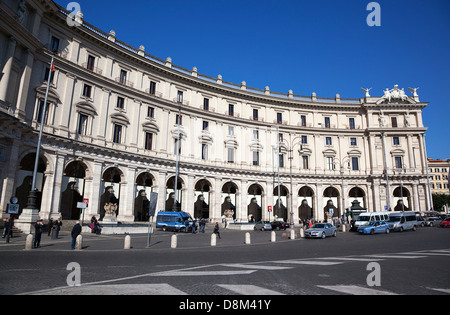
[171,234,177,249]
[25,234,33,250]
[271,231,276,243]
[211,233,217,247]
[75,235,83,250]
[124,235,131,250]
[342,224,346,232]
[245,232,251,245]
[300,228,305,238]
[290,229,296,240]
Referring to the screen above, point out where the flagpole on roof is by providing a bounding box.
[27,53,55,209]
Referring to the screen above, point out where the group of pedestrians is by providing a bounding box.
[187,219,222,239]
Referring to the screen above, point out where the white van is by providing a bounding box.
[387,212,417,232]
[354,212,390,229]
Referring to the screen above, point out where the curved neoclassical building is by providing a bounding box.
[0,0,432,227]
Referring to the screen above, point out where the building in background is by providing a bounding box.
[0,0,433,229]
[428,158,450,195]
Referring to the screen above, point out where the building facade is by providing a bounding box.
[0,0,433,228]
[428,158,450,195]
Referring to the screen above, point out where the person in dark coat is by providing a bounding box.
[33,220,44,248]
[71,221,82,250]
[213,222,221,239]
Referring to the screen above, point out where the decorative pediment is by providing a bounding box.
[347,149,362,157]
[390,148,405,156]
[75,102,97,116]
[110,113,130,125]
[36,84,60,104]
[322,148,337,156]
[142,121,159,134]
[249,141,264,152]
[199,132,213,144]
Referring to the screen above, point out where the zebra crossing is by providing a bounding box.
[25,249,450,295]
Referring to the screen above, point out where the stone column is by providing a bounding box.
[48,153,66,220]
[15,49,35,119]
[117,166,136,223]
[0,37,17,103]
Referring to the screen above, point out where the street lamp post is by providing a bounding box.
[333,156,351,220]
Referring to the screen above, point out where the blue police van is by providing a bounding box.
[156,211,194,232]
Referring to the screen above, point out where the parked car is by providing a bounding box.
[425,217,442,227]
[254,221,272,231]
[440,218,450,228]
[357,220,390,235]
[387,212,417,232]
[304,223,337,239]
[416,216,426,227]
[271,221,289,230]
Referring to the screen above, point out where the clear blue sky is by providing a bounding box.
[55,0,450,159]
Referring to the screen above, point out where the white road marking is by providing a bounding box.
[364,255,426,259]
[316,257,385,262]
[224,263,294,270]
[218,284,283,295]
[426,288,450,294]
[150,270,257,277]
[272,260,345,266]
[29,284,187,295]
[318,285,398,295]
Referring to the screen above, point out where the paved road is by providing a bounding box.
[0,226,449,297]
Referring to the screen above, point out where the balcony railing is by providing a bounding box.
[82,62,103,75]
[115,77,134,88]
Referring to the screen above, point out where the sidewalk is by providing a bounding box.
[0,228,304,252]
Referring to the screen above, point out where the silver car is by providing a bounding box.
[304,223,337,239]
[254,221,272,231]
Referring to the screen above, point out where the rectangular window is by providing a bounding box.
[352,157,359,171]
[253,109,259,121]
[116,97,125,109]
[300,115,307,127]
[144,132,153,150]
[277,112,283,124]
[119,70,127,85]
[37,100,49,124]
[77,114,88,135]
[149,81,156,95]
[349,117,355,129]
[202,121,209,131]
[227,148,234,163]
[279,153,284,168]
[253,151,260,166]
[147,106,154,118]
[228,126,234,136]
[177,91,184,104]
[176,114,182,125]
[278,133,283,142]
[324,117,331,128]
[395,156,403,169]
[326,137,332,146]
[253,129,259,140]
[50,36,60,52]
[203,98,209,111]
[302,156,309,170]
[202,144,208,160]
[82,84,92,98]
[87,55,95,71]
[350,138,357,146]
[44,68,55,83]
[326,157,334,170]
[391,117,398,128]
[113,124,122,144]
[228,104,234,116]
[393,136,400,145]
[174,138,181,155]
[301,135,308,144]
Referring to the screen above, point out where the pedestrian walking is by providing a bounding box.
[199,218,206,233]
[3,218,12,243]
[33,220,44,248]
[47,218,53,236]
[213,222,221,239]
[52,218,62,239]
[71,221,82,250]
